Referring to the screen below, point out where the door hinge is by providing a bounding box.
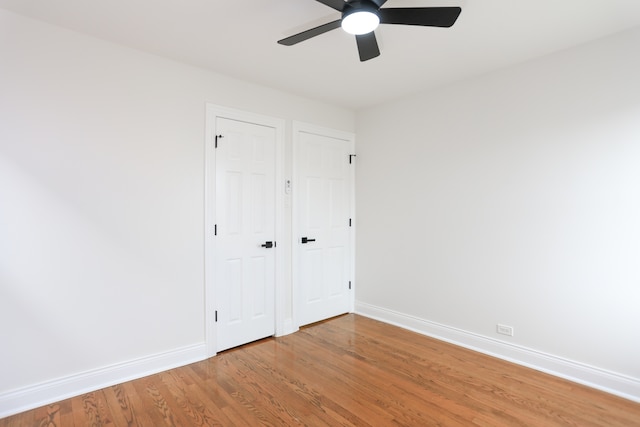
[215,134,224,148]
[349,281,352,290]
[214,224,217,235]
[349,154,356,164]
[349,218,352,227]
[215,310,218,322]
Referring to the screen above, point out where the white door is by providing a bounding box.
[215,117,276,351]
[296,128,353,327]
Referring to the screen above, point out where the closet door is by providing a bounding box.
[214,117,276,351]
[295,126,354,326]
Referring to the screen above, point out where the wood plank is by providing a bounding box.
[2,314,639,426]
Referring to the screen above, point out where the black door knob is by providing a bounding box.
[261,241,274,248]
[301,237,316,244]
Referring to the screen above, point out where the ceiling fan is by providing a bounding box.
[277,0,462,62]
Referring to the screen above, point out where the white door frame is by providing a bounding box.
[292,121,356,329]
[205,104,285,357]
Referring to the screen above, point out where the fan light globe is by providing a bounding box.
[341,11,380,35]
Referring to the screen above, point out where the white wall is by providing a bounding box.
[0,8,354,414]
[355,27,640,400]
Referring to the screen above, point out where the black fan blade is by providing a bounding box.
[356,32,380,62]
[379,7,462,27]
[278,20,342,46]
[315,0,345,12]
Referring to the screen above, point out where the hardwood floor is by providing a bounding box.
[2,314,639,426]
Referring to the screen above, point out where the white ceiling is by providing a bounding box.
[2,0,640,110]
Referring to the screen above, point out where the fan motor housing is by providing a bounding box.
[342,0,380,19]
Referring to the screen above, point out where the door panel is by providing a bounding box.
[296,129,352,327]
[215,117,276,351]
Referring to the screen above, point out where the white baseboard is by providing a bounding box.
[355,301,640,403]
[0,343,208,419]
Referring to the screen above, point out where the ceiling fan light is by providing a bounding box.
[342,11,379,35]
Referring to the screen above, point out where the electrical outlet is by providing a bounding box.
[497,324,514,337]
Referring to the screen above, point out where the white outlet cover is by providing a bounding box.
[497,324,514,336]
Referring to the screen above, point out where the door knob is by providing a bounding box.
[301,237,316,244]
[261,241,274,248]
